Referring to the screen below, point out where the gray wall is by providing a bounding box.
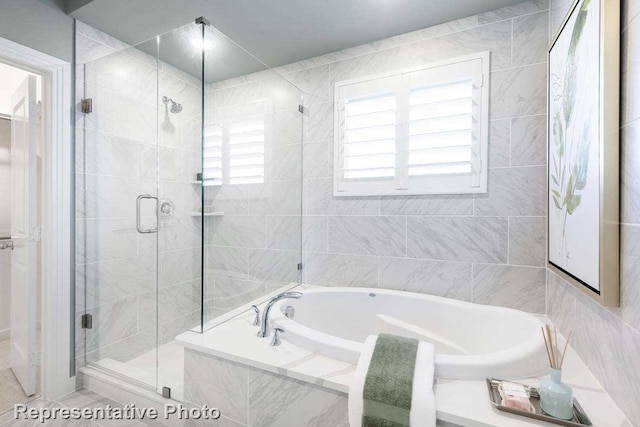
[207,0,551,314]
[547,0,640,425]
[0,0,73,62]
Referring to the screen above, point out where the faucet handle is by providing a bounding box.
[271,328,284,346]
[251,305,260,326]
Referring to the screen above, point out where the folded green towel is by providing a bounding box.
[362,334,419,427]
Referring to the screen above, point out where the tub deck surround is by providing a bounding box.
[176,287,629,427]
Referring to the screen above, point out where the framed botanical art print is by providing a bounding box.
[548,0,620,306]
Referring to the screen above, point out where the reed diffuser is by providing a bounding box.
[540,325,574,420]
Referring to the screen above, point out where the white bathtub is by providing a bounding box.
[271,287,549,380]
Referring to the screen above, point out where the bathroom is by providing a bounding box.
[0,0,638,425]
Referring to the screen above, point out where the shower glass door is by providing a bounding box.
[77,21,207,399]
[77,34,162,392]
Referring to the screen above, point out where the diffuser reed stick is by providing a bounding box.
[541,325,572,369]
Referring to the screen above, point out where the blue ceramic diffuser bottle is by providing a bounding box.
[540,368,574,419]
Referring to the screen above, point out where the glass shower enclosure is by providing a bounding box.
[75,18,303,400]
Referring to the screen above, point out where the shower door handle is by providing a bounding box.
[136,194,159,234]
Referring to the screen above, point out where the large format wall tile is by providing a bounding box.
[248,368,349,427]
[408,20,512,71]
[77,254,156,310]
[285,64,333,104]
[206,246,248,279]
[213,216,266,249]
[266,216,302,251]
[378,258,472,300]
[512,11,549,66]
[329,45,409,85]
[76,218,138,264]
[509,217,546,267]
[213,277,264,310]
[304,252,377,287]
[184,350,249,425]
[306,178,379,216]
[328,216,406,257]
[473,264,546,313]
[249,181,302,216]
[511,115,547,166]
[303,141,330,179]
[574,291,640,426]
[621,120,640,224]
[80,296,138,354]
[207,184,250,216]
[248,249,301,287]
[303,102,333,143]
[407,217,508,263]
[266,143,302,181]
[474,166,546,216]
[546,269,577,335]
[490,63,547,119]
[271,108,303,146]
[379,194,473,216]
[489,119,510,168]
[159,247,202,288]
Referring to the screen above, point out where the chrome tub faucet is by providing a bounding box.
[257,291,303,338]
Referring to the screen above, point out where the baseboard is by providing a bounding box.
[0,328,9,341]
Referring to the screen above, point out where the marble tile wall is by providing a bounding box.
[203,68,304,322]
[205,0,551,315]
[75,21,203,369]
[547,0,640,425]
[182,349,463,427]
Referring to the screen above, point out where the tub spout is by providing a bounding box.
[257,292,303,338]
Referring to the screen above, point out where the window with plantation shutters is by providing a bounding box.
[334,52,489,196]
[202,117,265,185]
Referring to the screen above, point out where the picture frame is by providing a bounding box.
[547,0,620,306]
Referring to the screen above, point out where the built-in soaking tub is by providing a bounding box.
[271,287,549,380]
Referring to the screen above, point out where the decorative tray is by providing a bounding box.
[486,378,592,426]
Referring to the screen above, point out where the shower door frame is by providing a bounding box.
[0,36,76,400]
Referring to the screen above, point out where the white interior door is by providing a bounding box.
[10,75,38,397]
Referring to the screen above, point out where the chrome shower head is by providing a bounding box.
[162,96,183,114]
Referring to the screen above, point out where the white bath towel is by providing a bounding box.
[348,335,436,427]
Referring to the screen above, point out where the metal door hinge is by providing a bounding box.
[162,387,171,399]
[298,105,306,114]
[81,98,93,114]
[81,313,93,329]
[297,263,303,271]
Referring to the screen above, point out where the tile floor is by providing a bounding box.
[0,389,165,426]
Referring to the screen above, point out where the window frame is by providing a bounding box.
[333,51,490,197]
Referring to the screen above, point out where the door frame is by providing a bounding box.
[0,36,75,400]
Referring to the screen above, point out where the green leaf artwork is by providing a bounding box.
[550,0,592,260]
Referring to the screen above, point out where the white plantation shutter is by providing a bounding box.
[203,124,223,184]
[335,75,402,193]
[228,119,265,184]
[203,118,265,185]
[334,52,489,196]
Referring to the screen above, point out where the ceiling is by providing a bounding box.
[69,0,529,82]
